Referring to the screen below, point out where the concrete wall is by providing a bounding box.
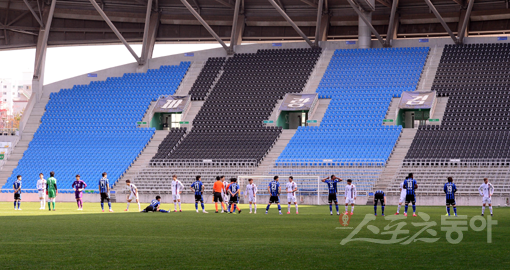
[386,195,509,206]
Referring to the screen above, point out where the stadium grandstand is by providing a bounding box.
[0,0,509,206]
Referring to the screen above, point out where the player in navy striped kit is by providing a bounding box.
[373,190,386,216]
[403,173,418,217]
[444,177,457,216]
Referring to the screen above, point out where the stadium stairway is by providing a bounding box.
[303,49,335,94]
[254,129,297,175]
[180,101,204,130]
[428,96,448,125]
[417,45,443,92]
[0,96,49,187]
[175,61,205,95]
[383,97,400,126]
[308,98,331,126]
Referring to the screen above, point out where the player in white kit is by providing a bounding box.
[245,178,258,214]
[286,176,298,214]
[395,180,407,215]
[478,178,495,216]
[36,173,47,210]
[221,176,230,210]
[344,179,356,215]
[171,175,184,212]
[125,179,140,211]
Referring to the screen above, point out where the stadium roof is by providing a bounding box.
[0,0,509,52]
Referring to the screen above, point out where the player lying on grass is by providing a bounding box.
[227,178,241,214]
[322,175,342,215]
[266,176,282,215]
[245,178,257,214]
[72,174,87,211]
[191,176,208,213]
[13,175,22,210]
[286,176,298,214]
[141,196,169,213]
[444,177,457,216]
[373,190,385,216]
[478,178,494,217]
[99,172,113,212]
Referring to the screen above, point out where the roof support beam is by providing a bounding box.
[180,0,229,52]
[385,0,399,47]
[424,0,459,44]
[229,0,241,52]
[22,0,44,27]
[458,0,474,44]
[7,10,31,26]
[89,0,141,64]
[189,0,201,13]
[215,0,234,9]
[346,0,385,46]
[451,0,464,6]
[33,0,56,79]
[314,0,324,46]
[300,0,318,8]
[140,0,154,65]
[376,0,392,8]
[267,0,315,48]
[3,0,9,44]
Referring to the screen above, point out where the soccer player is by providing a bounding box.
[395,178,407,215]
[403,173,418,217]
[478,178,494,216]
[444,177,457,216]
[47,171,58,211]
[13,175,22,210]
[141,196,169,213]
[213,176,227,213]
[36,173,46,210]
[374,190,386,216]
[125,179,141,211]
[191,176,207,213]
[266,176,282,215]
[227,178,241,214]
[286,176,298,214]
[99,172,113,212]
[171,175,184,212]
[245,178,257,214]
[322,175,342,215]
[344,179,356,215]
[72,175,87,211]
[221,176,230,208]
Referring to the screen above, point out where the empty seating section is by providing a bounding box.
[151,128,187,160]
[277,48,429,166]
[406,43,510,162]
[1,62,190,193]
[188,57,225,101]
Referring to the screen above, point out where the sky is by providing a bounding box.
[0,43,222,85]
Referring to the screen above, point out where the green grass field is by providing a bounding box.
[0,202,508,269]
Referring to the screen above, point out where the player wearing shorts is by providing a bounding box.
[322,175,342,215]
[344,179,356,215]
[36,173,46,210]
[213,176,227,213]
[478,178,494,216]
[13,175,22,210]
[403,173,418,217]
[72,175,87,211]
[227,178,241,214]
[245,178,257,214]
[444,177,457,216]
[99,172,113,212]
[266,176,282,215]
[286,176,298,214]
[221,176,230,206]
[191,176,207,213]
[141,196,169,213]
[395,179,407,215]
[171,175,184,212]
[47,171,58,211]
[373,190,386,216]
[125,179,141,211]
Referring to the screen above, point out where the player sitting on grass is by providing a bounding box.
[191,176,208,213]
[245,178,257,214]
[47,171,58,211]
[344,179,356,215]
[99,172,113,212]
[286,176,298,214]
[444,177,457,216]
[227,178,241,214]
[72,174,87,211]
[37,173,46,210]
[322,175,342,215]
[266,176,282,215]
[13,175,22,210]
[141,196,169,213]
[403,173,418,217]
[478,178,494,217]
[373,190,386,216]
[125,179,141,212]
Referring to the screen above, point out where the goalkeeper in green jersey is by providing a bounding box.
[47,171,58,211]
